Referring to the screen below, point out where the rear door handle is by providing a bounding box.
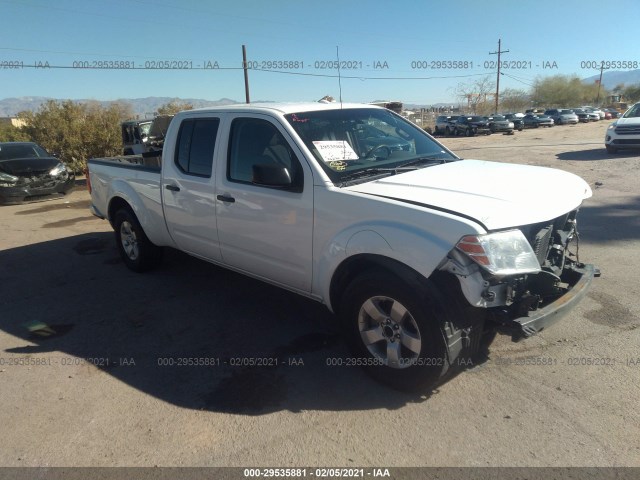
[217,194,235,203]
[165,184,180,192]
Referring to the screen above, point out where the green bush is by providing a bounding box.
[18,100,133,173]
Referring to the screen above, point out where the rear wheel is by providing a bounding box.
[340,270,457,391]
[465,127,474,137]
[114,209,163,272]
[445,126,451,136]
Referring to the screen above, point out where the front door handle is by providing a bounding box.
[217,194,235,203]
[165,184,180,192]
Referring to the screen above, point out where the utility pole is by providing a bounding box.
[242,45,250,104]
[489,39,509,113]
[596,61,605,105]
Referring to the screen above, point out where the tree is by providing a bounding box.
[622,83,640,103]
[499,88,531,113]
[19,100,133,172]
[454,76,496,114]
[531,74,605,107]
[0,122,30,142]
[156,101,194,116]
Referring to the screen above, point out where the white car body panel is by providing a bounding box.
[345,160,592,231]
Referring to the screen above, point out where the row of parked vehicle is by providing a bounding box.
[433,106,621,137]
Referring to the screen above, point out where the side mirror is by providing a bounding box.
[252,164,292,187]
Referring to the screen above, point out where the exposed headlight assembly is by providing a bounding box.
[456,229,541,276]
[0,171,19,186]
[49,163,67,176]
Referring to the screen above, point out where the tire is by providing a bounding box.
[113,208,163,272]
[339,270,472,391]
[445,126,451,136]
[605,145,618,154]
[465,127,473,137]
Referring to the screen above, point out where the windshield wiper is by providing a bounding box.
[396,156,449,169]
[336,167,398,186]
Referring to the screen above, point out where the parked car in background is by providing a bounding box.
[145,114,175,153]
[503,113,524,131]
[0,142,75,205]
[525,108,546,116]
[604,101,640,154]
[544,109,578,125]
[582,107,603,120]
[485,115,515,133]
[433,115,459,135]
[571,108,591,123]
[605,109,621,119]
[522,114,554,128]
[122,119,153,155]
[454,115,491,136]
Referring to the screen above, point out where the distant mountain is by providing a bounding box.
[582,69,640,90]
[0,96,243,117]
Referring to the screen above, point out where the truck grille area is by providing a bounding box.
[519,210,578,276]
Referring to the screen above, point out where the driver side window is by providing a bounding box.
[227,117,302,189]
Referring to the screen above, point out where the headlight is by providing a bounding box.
[455,229,541,276]
[508,122,514,128]
[0,171,19,185]
[49,163,67,176]
[607,122,617,130]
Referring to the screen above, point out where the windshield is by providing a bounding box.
[490,115,506,120]
[0,143,50,160]
[285,107,457,185]
[622,104,640,118]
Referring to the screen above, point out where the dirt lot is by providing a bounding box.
[0,120,639,468]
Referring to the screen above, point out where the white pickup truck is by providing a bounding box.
[88,102,597,390]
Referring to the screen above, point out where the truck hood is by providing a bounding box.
[345,159,592,231]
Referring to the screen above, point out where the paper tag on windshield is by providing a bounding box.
[312,141,359,162]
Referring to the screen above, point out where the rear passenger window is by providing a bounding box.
[174,118,219,177]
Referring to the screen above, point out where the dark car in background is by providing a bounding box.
[433,115,459,135]
[486,115,515,133]
[503,113,524,131]
[571,108,591,123]
[522,114,554,128]
[0,142,75,205]
[454,115,491,136]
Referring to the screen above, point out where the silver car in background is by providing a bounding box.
[545,109,579,125]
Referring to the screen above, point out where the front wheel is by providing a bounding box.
[465,127,474,137]
[340,270,452,391]
[114,209,163,272]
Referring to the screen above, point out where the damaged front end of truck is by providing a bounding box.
[440,209,599,340]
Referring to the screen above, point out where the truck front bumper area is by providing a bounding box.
[490,264,599,341]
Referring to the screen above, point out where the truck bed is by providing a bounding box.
[88,151,162,172]
[87,151,170,246]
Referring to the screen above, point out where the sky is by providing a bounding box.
[1,0,639,105]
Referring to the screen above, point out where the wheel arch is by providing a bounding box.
[329,254,429,316]
[107,195,134,227]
